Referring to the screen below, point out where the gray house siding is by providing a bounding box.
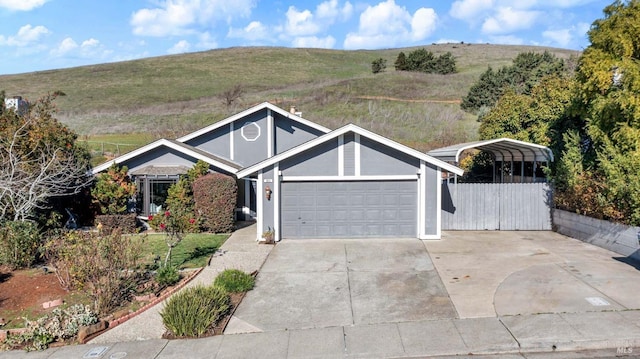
[280,140,339,176]
[232,112,269,166]
[183,124,231,160]
[275,114,326,154]
[343,133,355,176]
[360,137,419,175]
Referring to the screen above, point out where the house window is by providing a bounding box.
[135,175,179,216]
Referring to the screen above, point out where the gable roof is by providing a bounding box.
[91,138,242,175]
[427,138,554,163]
[236,124,464,178]
[177,102,331,143]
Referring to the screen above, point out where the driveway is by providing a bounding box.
[425,231,640,318]
[226,231,640,335]
[226,239,456,333]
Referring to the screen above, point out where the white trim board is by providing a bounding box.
[281,175,419,182]
[91,138,241,175]
[177,102,331,143]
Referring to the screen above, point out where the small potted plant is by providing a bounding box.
[261,227,275,244]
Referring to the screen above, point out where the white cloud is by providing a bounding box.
[481,7,541,34]
[542,22,590,48]
[343,0,437,49]
[411,8,437,41]
[316,0,353,21]
[542,28,572,47]
[0,24,50,47]
[167,40,191,54]
[228,21,271,41]
[50,37,78,56]
[449,0,493,21]
[196,32,217,49]
[81,38,100,48]
[0,0,48,11]
[131,0,256,37]
[292,35,336,48]
[285,7,320,36]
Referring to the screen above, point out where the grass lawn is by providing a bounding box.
[138,233,229,269]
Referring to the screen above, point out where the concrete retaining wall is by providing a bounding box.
[553,209,640,261]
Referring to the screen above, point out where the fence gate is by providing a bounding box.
[441,182,552,230]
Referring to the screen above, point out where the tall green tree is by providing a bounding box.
[462,51,566,114]
[573,0,640,225]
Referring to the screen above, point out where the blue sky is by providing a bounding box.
[0,0,610,75]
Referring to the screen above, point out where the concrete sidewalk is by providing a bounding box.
[88,223,273,344]
[2,311,640,358]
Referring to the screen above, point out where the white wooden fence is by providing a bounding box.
[441,182,552,230]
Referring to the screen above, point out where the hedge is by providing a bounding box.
[193,173,237,233]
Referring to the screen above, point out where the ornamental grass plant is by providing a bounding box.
[160,284,230,337]
[213,269,255,293]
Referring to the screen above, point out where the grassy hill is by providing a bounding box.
[0,44,578,153]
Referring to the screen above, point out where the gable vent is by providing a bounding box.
[241,122,261,141]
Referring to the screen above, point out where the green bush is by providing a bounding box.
[160,285,230,337]
[156,265,180,287]
[0,221,41,269]
[214,269,255,293]
[193,173,237,233]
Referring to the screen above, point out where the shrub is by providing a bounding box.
[193,173,237,233]
[0,220,41,269]
[156,265,181,287]
[91,164,136,215]
[214,269,255,293]
[95,214,138,234]
[160,285,230,337]
[44,229,143,315]
[371,58,386,74]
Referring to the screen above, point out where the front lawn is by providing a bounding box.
[138,233,229,269]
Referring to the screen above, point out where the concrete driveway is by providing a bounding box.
[226,238,456,333]
[425,231,640,318]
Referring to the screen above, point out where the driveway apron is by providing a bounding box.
[227,238,456,333]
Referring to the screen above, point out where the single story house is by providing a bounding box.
[92,102,463,241]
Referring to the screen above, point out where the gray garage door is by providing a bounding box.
[281,180,417,239]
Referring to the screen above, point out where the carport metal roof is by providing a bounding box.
[427,138,554,164]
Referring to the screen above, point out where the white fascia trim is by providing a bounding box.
[354,133,361,176]
[273,163,280,242]
[256,171,264,241]
[436,167,442,239]
[91,138,239,175]
[236,124,464,178]
[177,102,331,143]
[229,122,234,161]
[281,175,418,182]
[418,161,426,239]
[338,135,344,176]
[267,109,274,157]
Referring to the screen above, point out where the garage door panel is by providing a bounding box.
[281,180,417,239]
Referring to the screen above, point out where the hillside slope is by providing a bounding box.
[0,44,578,151]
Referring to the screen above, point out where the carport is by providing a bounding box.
[427,138,554,183]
